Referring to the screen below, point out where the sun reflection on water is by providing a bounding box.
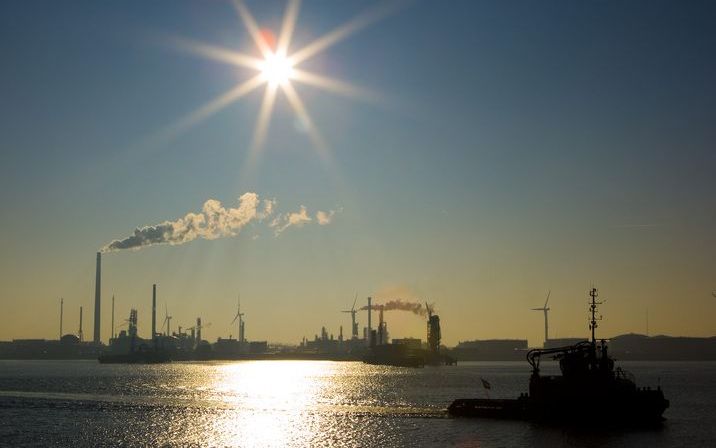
[205,361,335,447]
[3,360,703,447]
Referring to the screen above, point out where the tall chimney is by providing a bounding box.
[59,298,64,340]
[93,252,101,344]
[111,295,115,340]
[379,307,384,345]
[367,296,372,346]
[152,284,157,340]
[79,306,83,342]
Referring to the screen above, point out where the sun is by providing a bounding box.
[164,0,400,161]
[259,53,294,86]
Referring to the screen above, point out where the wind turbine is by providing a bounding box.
[231,295,245,342]
[164,303,172,336]
[341,293,359,339]
[532,290,551,345]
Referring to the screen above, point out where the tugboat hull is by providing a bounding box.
[448,392,668,425]
[447,288,670,427]
[448,398,528,420]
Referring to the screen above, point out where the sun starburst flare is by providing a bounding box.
[163,0,401,163]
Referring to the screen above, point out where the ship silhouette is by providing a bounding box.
[449,288,669,425]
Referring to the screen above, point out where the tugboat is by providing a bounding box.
[448,288,669,425]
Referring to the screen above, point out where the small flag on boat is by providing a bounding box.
[480,378,491,390]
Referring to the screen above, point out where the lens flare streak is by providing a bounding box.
[153,74,265,145]
[231,0,273,58]
[250,84,279,157]
[170,36,263,70]
[281,82,328,157]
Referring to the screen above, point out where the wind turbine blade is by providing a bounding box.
[352,293,358,311]
[544,290,551,308]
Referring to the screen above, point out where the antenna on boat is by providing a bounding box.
[589,287,603,344]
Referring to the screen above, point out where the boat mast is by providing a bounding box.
[588,287,602,345]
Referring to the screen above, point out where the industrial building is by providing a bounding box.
[0,337,101,359]
[361,299,456,366]
[8,252,713,362]
[391,338,422,351]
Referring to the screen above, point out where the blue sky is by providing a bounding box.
[1,1,714,345]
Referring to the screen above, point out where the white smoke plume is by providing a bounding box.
[101,193,329,252]
[271,206,338,235]
[316,210,335,225]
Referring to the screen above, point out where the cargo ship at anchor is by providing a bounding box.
[448,288,669,425]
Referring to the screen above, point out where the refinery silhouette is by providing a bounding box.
[1,251,714,363]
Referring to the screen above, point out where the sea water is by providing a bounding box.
[1,360,714,447]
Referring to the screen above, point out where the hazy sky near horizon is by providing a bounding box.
[1,0,714,346]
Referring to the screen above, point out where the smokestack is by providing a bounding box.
[379,307,384,345]
[79,306,83,342]
[197,317,202,345]
[111,295,115,341]
[367,296,372,346]
[59,298,63,340]
[152,284,157,340]
[427,314,441,353]
[93,252,101,344]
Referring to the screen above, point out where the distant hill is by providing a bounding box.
[608,333,716,360]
